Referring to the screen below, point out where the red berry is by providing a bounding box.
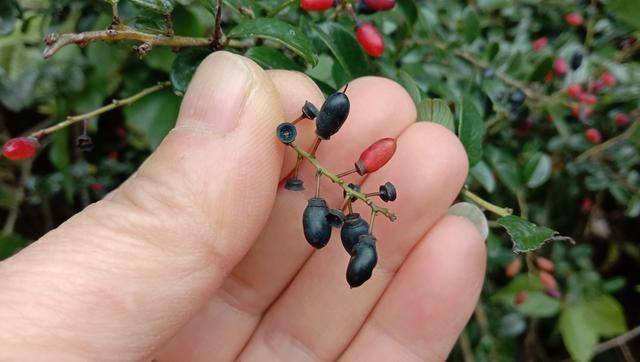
[355,137,397,175]
[2,137,39,161]
[590,80,606,93]
[515,291,528,305]
[363,0,396,11]
[581,198,594,213]
[553,58,568,76]
[615,113,630,127]
[578,92,597,105]
[585,128,602,144]
[532,37,548,51]
[89,183,104,192]
[571,105,593,119]
[356,23,384,57]
[300,0,334,11]
[536,257,555,272]
[539,271,558,290]
[566,84,582,98]
[599,71,616,87]
[544,71,554,83]
[565,12,584,26]
[505,257,522,278]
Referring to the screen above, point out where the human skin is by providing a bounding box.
[0,51,486,361]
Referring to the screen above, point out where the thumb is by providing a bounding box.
[0,51,285,360]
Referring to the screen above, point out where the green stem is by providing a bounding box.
[461,188,513,217]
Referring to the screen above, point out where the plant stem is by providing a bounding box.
[576,120,638,161]
[594,325,640,356]
[289,143,397,221]
[31,81,170,139]
[461,188,513,217]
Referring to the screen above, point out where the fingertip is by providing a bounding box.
[345,76,417,126]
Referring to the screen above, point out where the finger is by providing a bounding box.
[156,77,417,360]
[340,213,486,361]
[156,69,325,360]
[0,52,285,360]
[239,122,469,360]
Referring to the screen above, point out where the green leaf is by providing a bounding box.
[516,291,560,318]
[626,194,640,218]
[608,0,640,29]
[124,89,181,149]
[585,296,627,337]
[130,0,175,14]
[470,161,496,193]
[560,305,599,362]
[493,274,544,305]
[417,98,455,132]
[486,146,521,195]
[312,22,368,80]
[462,7,480,43]
[170,48,210,95]
[198,0,219,16]
[497,215,563,253]
[0,0,20,36]
[0,233,30,260]
[246,46,304,71]
[398,0,418,25]
[523,152,552,188]
[397,70,422,105]
[529,56,553,82]
[228,18,318,66]
[458,96,485,166]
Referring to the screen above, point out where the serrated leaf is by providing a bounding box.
[229,18,317,66]
[497,215,568,253]
[311,22,368,80]
[169,48,210,95]
[130,0,175,14]
[560,305,598,362]
[524,152,552,188]
[245,46,304,71]
[458,96,485,166]
[397,70,422,105]
[417,98,455,132]
[462,7,480,43]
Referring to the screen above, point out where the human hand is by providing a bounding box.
[0,52,486,361]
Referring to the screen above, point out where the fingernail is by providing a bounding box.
[447,202,489,240]
[176,51,254,135]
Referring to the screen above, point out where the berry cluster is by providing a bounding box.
[506,255,561,304]
[300,0,396,57]
[276,88,398,288]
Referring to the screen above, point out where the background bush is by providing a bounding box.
[1,0,639,360]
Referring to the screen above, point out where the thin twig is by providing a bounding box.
[2,161,33,235]
[31,82,170,139]
[461,187,513,217]
[594,326,640,356]
[211,0,225,49]
[577,120,638,161]
[289,143,397,221]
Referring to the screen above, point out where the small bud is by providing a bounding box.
[535,257,555,273]
[539,271,558,290]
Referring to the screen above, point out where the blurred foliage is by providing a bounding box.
[1,0,640,360]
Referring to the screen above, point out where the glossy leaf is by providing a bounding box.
[170,48,210,95]
[560,305,599,362]
[312,22,368,80]
[397,70,422,105]
[497,215,565,253]
[487,146,521,195]
[515,291,560,318]
[462,7,480,43]
[245,46,304,71]
[130,0,176,14]
[124,89,181,149]
[417,98,455,132]
[0,0,20,36]
[228,18,318,66]
[523,152,552,188]
[458,96,485,166]
[471,161,496,193]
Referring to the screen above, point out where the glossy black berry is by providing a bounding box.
[327,208,345,228]
[285,177,304,191]
[379,182,397,202]
[302,198,332,249]
[346,234,378,288]
[277,122,297,144]
[75,134,93,152]
[570,51,583,70]
[340,213,370,255]
[343,183,361,202]
[509,90,526,107]
[302,101,320,120]
[315,91,350,140]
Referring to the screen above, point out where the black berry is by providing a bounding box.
[570,51,583,70]
[302,197,332,249]
[327,208,345,228]
[316,91,350,140]
[509,90,526,107]
[277,122,297,144]
[340,213,370,254]
[302,101,320,120]
[379,182,397,202]
[285,177,304,191]
[75,134,94,152]
[346,234,378,288]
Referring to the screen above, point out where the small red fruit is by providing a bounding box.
[363,0,396,11]
[505,258,522,278]
[615,113,630,127]
[356,23,384,57]
[581,198,594,213]
[599,71,616,87]
[585,128,602,144]
[300,0,335,11]
[553,58,568,76]
[532,37,548,52]
[590,80,606,93]
[355,137,396,175]
[565,12,584,26]
[571,105,593,119]
[515,291,528,305]
[566,84,582,98]
[89,183,104,192]
[578,92,597,105]
[2,137,40,161]
[539,271,558,290]
[536,257,555,272]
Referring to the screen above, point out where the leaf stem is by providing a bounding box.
[31,81,170,139]
[461,187,513,217]
[289,143,397,221]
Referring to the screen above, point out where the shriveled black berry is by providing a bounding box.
[509,90,526,107]
[343,183,361,202]
[285,177,304,191]
[302,101,320,120]
[379,182,397,202]
[327,208,345,228]
[346,234,377,288]
[75,134,93,152]
[277,122,297,144]
[570,51,583,70]
[302,198,332,249]
[340,213,369,254]
[355,0,376,14]
[316,91,350,140]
